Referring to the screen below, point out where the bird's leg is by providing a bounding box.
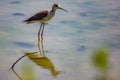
[41,23,45,40]
[38,23,43,54]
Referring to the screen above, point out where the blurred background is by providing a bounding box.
[0,0,120,80]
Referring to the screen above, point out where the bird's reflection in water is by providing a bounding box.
[24,52,60,76]
[11,39,60,80]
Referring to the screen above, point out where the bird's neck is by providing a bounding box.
[51,7,57,12]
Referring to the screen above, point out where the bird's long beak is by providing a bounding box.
[58,7,68,12]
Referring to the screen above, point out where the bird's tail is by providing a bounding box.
[23,20,37,24]
[23,20,30,24]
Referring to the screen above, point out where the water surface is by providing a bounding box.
[0,0,120,80]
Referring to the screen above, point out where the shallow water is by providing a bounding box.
[0,0,120,80]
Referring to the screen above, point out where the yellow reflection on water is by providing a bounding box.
[21,64,38,80]
[12,64,38,80]
[24,52,60,76]
[11,39,60,80]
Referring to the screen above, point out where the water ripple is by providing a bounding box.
[12,41,35,48]
[12,13,25,16]
[109,35,120,49]
[77,45,87,52]
[10,1,21,4]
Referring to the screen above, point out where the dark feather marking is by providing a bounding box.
[24,10,48,23]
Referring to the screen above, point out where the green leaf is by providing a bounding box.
[92,48,109,70]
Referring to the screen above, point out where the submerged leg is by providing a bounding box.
[38,23,43,54]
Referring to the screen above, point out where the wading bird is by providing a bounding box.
[23,3,67,54]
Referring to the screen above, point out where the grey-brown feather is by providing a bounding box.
[23,10,48,23]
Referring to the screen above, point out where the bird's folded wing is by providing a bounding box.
[24,10,48,22]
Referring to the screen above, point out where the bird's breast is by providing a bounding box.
[41,12,55,23]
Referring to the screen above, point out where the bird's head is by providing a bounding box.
[52,3,68,12]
